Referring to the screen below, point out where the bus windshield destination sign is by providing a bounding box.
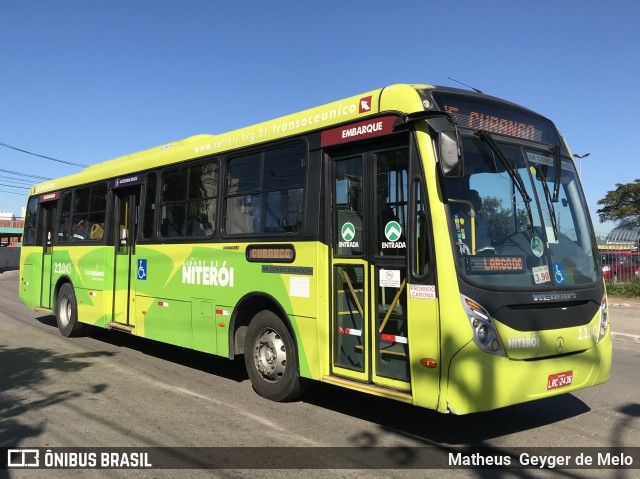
[431,92,561,145]
[447,105,538,141]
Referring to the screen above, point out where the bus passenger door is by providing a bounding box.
[39,202,56,308]
[111,187,140,330]
[331,154,369,383]
[329,146,412,392]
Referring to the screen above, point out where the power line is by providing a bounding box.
[0,189,26,196]
[0,141,87,168]
[0,175,35,184]
[0,168,51,180]
[0,183,30,190]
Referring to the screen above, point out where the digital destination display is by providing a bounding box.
[466,256,525,274]
[431,92,561,145]
[246,244,295,263]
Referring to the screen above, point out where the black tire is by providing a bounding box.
[244,310,308,401]
[55,283,88,337]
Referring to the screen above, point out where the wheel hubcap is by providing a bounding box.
[253,329,286,382]
[59,296,71,327]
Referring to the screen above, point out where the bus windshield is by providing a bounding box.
[443,133,599,289]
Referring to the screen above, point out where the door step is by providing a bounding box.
[322,375,412,403]
[108,322,135,333]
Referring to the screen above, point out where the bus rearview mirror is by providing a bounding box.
[439,131,464,178]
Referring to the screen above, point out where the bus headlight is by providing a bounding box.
[477,324,488,343]
[461,295,505,356]
[598,296,609,342]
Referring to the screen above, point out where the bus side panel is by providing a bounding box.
[270,242,321,380]
[135,245,214,350]
[32,248,44,309]
[70,246,110,328]
[407,294,440,410]
[192,298,217,354]
[131,243,321,379]
[143,298,193,349]
[19,247,39,310]
[76,289,108,327]
[41,252,53,308]
[314,243,330,379]
[50,247,74,309]
[288,314,319,380]
[215,308,228,357]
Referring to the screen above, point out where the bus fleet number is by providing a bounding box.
[578,326,598,341]
[54,262,72,275]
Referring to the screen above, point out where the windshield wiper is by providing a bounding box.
[476,131,531,203]
[475,130,535,233]
[551,145,561,203]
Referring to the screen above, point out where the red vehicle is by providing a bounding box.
[601,252,640,282]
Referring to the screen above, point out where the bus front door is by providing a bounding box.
[39,201,56,308]
[111,187,140,330]
[330,146,412,393]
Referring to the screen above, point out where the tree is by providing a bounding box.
[597,179,640,228]
[482,196,531,240]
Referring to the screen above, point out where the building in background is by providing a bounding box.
[0,211,24,247]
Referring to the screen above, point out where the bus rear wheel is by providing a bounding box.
[56,283,88,337]
[244,310,307,402]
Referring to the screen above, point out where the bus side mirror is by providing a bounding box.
[438,131,464,178]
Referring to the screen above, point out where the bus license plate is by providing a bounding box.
[547,371,573,390]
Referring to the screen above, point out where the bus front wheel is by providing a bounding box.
[55,283,88,337]
[244,310,306,402]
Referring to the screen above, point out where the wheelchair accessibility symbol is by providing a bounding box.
[552,262,566,285]
[137,259,147,280]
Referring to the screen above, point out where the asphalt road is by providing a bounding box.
[1,269,639,478]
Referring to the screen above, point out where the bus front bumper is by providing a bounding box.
[442,332,612,415]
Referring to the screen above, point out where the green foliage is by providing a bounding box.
[606,281,640,299]
[482,196,530,240]
[481,196,512,239]
[597,179,640,228]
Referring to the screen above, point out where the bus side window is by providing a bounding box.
[57,190,71,244]
[414,179,429,276]
[71,183,107,242]
[23,197,39,245]
[224,144,305,236]
[161,205,184,237]
[160,160,217,238]
[142,172,157,240]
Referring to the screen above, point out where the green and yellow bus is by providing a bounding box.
[19,84,611,414]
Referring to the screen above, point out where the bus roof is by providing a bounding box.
[29,83,432,195]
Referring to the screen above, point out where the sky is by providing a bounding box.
[1,0,638,238]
